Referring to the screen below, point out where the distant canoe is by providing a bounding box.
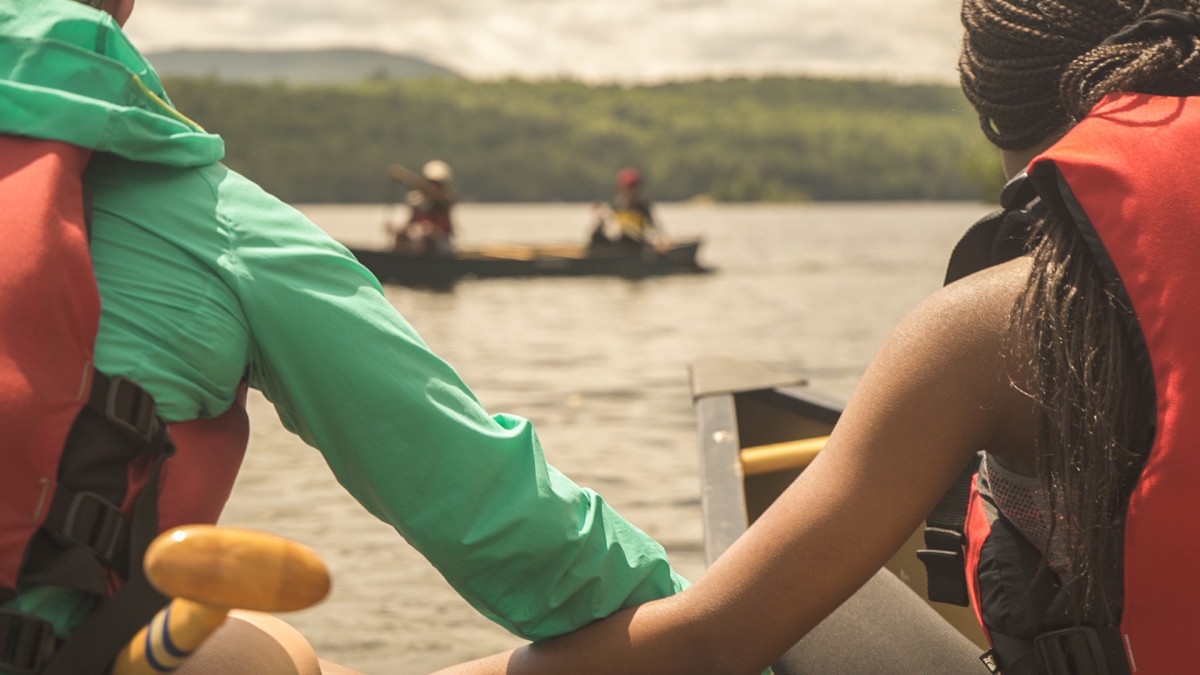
[349,239,710,287]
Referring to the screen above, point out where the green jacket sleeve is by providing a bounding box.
[2,0,686,645]
[211,166,688,640]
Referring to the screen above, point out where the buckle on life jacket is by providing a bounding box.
[0,609,57,674]
[916,528,970,606]
[61,490,126,564]
[99,375,161,446]
[919,456,980,607]
[1034,626,1123,675]
[40,485,128,568]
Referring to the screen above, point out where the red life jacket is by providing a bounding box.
[412,202,454,235]
[954,94,1200,674]
[0,135,249,673]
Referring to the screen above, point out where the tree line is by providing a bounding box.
[161,75,1005,204]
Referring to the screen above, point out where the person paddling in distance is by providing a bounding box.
[607,167,669,253]
[437,1,1200,674]
[0,0,687,672]
[387,159,458,256]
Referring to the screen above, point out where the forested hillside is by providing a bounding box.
[162,76,1004,203]
[147,49,459,84]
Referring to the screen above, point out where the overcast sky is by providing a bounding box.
[124,0,967,83]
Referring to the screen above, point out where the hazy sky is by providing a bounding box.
[125,0,967,83]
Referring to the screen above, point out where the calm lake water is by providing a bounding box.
[217,201,994,673]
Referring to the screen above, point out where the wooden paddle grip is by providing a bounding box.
[110,525,331,674]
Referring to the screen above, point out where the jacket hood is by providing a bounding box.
[0,0,223,166]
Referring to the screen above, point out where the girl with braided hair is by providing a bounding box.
[439,1,1200,674]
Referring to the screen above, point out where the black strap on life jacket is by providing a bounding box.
[985,625,1131,675]
[917,454,981,607]
[0,373,173,675]
[0,608,56,675]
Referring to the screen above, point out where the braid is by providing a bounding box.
[1065,12,1200,115]
[960,0,1200,149]
[962,0,1200,624]
[1009,212,1151,624]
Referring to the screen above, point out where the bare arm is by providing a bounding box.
[437,258,1034,675]
[388,163,453,202]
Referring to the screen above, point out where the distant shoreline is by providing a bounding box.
[162,73,1000,205]
[145,47,461,85]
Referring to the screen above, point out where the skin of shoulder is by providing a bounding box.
[434,256,1037,675]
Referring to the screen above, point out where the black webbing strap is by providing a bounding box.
[0,609,57,674]
[29,372,170,591]
[918,454,981,606]
[982,625,1131,675]
[40,486,127,568]
[86,372,163,447]
[1034,626,1130,675]
[37,372,175,675]
[41,450,170,675]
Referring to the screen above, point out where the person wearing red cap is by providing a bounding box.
[607,167,668,252]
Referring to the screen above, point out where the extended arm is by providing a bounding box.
[389,163,454,202]
[437,257,1034,674]
[214,170,686,640]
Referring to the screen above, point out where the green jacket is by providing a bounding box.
[1,0,686,644]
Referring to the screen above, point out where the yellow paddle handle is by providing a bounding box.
[740,436,830,476]
[111,525,331,675]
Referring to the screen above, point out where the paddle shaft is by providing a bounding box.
[110,598,229,674]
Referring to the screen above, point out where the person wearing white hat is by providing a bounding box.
[388,160,458,256]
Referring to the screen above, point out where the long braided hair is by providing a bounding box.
[960,0,1200,624]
